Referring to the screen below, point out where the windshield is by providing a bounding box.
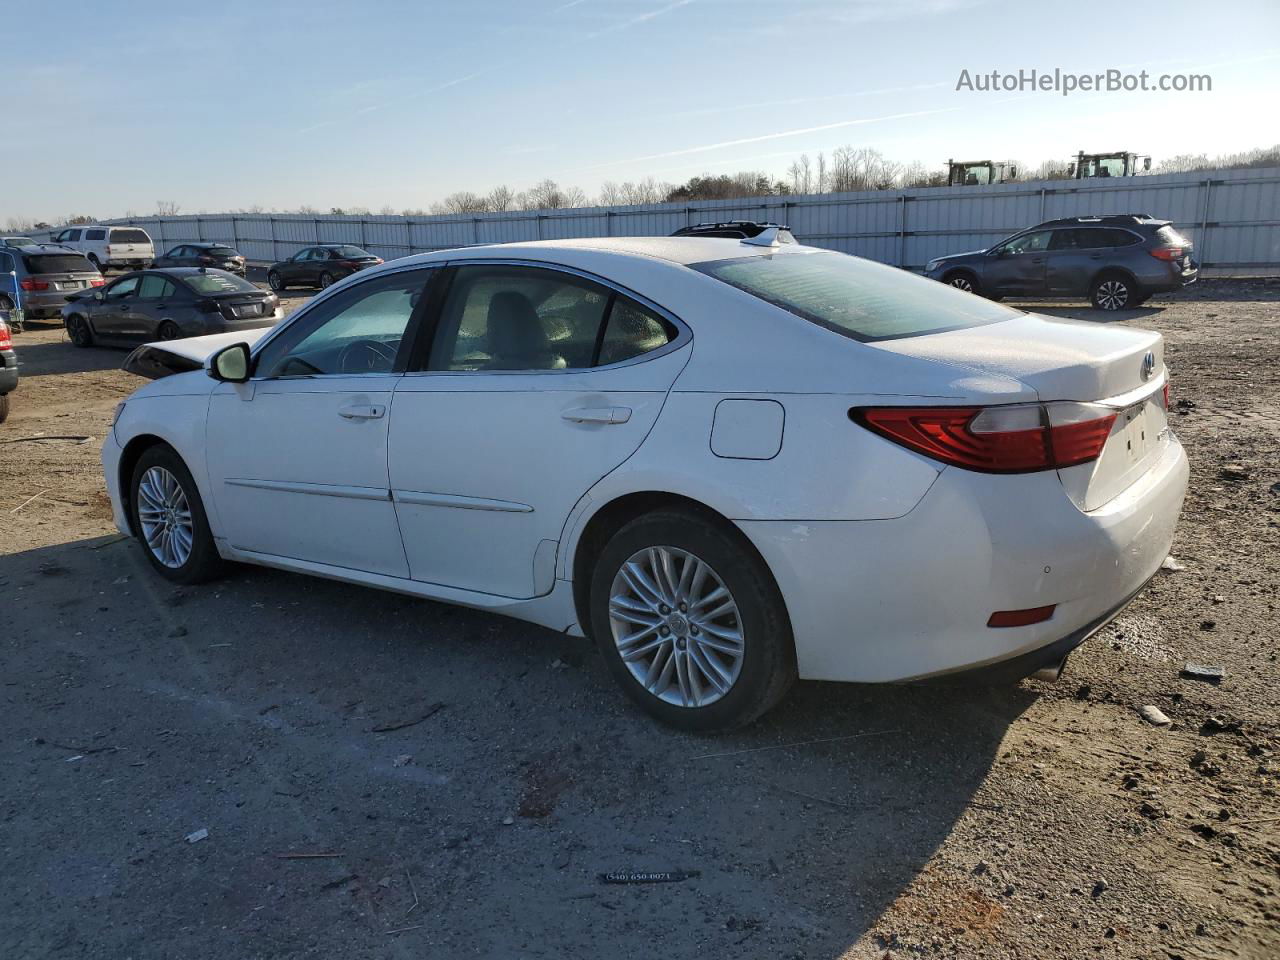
[692,251,1019,341]
[181,271,260,295]
[4,237,36,247]
[23,254,99,274]
[327,245,373,258]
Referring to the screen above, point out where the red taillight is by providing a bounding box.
[0,320,11,350]
[852,402,1117,474]
[90,277,105,287]
[1148,245,1183,261]
[19,278,49,291]
[988,605,1056,628]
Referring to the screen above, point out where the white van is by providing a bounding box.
[49,225,154,273]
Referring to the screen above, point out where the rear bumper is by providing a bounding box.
[0,349,17,393]
[739,433,1189,683]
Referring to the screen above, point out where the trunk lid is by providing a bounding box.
[871,312,1170,509]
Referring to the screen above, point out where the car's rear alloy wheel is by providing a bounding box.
[590,509,796,730]
[268,271,285,292]
[130,445,225,584]
[609,546,745,709]
[157,321,180,341]
[319,271,334,289]
[1092,277,1132,311]
[66,314,93,347]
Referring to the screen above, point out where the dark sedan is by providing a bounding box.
[267,244,383,292]
[61,268,281,348]
[153,243,247,275]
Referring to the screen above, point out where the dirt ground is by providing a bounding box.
[1,278,1277,960]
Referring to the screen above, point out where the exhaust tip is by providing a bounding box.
[1031,658,1066,683]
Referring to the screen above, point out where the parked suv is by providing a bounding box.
[48,225,155,273]
[154,243,247,275]
[924,214,1198,310]
[671,220,797,242]
[0,245,104,322]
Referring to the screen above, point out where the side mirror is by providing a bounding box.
[94,290,104,301]
[1143,157,1151,171]
[208,342,252,383]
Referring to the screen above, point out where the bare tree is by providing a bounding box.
[598,181,626,206]
[156,200,180,216]
[486,185,515,212]
[788,154,813,194]
[520,179,587,210]
[431,191,489,215]
[5,216,36,232]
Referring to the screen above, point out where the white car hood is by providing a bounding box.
[143,328,273,363]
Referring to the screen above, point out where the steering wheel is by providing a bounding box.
[337,339,397,373]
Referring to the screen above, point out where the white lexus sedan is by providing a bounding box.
[103,234,1188,730]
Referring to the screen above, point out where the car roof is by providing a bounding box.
[8,243,88,255]
[405,236,818,268]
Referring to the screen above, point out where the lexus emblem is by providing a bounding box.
[1140,351,1156,381]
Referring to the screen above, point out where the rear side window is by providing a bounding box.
[692,251,1019,342]
[430,265,612,371]
[23,254,97,274]
[139,276,176,299]
[1100,229,1141,247]
[86,229,106,241]
[110,228,150,243]
[206,246,238,256]
[598,298,675,366]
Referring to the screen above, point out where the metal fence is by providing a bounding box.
[49,165,1280,276]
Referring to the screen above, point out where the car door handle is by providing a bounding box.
[1030,257,1045,264]
[562,406,632,424]
[338,403,386,420]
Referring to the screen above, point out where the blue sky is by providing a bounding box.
[5,0,1278,222]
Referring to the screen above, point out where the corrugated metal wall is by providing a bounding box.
[54,165,1280,275]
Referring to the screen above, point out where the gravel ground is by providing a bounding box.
[1,279,1276,959]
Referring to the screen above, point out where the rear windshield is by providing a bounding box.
[1156,225,1191,247]
[181,272,260,295]
[692,251,1019,342]
[110,228,151,243]
[23,254,98,274]
[327,245,372,258]
[206,246,240,257]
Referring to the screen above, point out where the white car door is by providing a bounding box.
[389,262,690,600]
[205,266,439,576]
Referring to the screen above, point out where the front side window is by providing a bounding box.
[693,251,1019,342]
[997,231,1051,255]
[107,276,140,298]
[292,248,313,261]
[429,265,613,371]
[255,269,434,378]
[62,229,82,242]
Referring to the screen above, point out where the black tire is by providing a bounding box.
[157,320,181,341]
[65,313,93,347]
[318,271,334,290]
[129,444,225,585]
[1090,273,1138,311]
[268,271,285,292]
[942,270,980,296]
[589,509,796,731]
[0,393,9,425]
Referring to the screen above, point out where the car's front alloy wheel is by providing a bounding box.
[590,509,796,730]
[66,314,93,347]
[130,445,225,584]
[947,274,975,292]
